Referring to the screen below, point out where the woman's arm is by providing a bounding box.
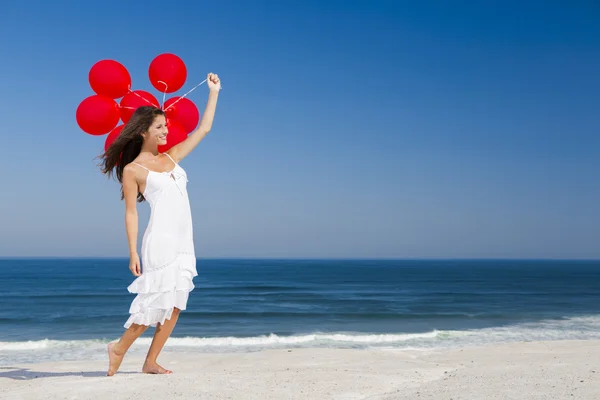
[122,165,141,276]
[168,73,221,162]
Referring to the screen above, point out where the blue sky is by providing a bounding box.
[0,0,598,259]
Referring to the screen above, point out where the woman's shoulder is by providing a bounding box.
[123,162,142,176]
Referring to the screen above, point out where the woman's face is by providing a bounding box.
[143,114,168,146]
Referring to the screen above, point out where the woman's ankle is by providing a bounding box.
[144,357,157,365]
[112,341,126,356]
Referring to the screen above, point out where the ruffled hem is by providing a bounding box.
[123,252,197,329]
[124,290,190,328]
[127,252,197,294]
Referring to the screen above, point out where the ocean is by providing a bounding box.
[1,258,599,365]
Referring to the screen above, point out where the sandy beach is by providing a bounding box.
[1,339,599,400]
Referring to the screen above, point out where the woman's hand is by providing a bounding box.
[129,253,141,276]
[207,72,221,92]
[167,72,221,161]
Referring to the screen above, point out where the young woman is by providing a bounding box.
[99,73,221,376]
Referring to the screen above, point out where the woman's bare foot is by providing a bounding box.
[142,360,173,374]
[107,342,125,376]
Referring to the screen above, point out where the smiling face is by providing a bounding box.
[142,114,168,147]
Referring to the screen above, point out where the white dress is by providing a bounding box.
[124,153,197,328]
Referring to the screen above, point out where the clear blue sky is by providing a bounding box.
[0,0,598,259]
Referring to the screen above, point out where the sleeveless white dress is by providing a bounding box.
[124,153,197,328]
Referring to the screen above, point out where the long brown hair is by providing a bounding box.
[99,106,165,202]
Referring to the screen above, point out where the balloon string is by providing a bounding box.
[127,89,157,107]
[163,78,208,112]
[157,81,168,110]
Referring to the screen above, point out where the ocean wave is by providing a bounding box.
[3,315,600,351]
[0,338,109,351]
[0,331,442,351]
[2,315,600,364]
[145,331,444,347]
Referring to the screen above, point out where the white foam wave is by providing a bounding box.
[0,331,441,352]
[0,338,109,351]
[140,330,443,347]
[3,315,600,364]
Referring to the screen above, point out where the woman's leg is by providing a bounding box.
[107,323,149,376]
[143,307,181,374]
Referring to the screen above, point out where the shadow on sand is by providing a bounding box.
[0,366,138,380]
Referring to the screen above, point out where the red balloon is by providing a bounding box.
[105,124,124,151]
[119,90,160,123]
[158,119,188,152]
[148,53,187,93]
[163,97,200,134]
[89,60,131,99]
[76,95,120,135]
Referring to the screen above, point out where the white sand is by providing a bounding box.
[2,340,600,400]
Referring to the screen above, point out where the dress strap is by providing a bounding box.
[131,162,150,171]
[163,152,177,166]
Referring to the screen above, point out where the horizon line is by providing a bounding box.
[0,256,598,262]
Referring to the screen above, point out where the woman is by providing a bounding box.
[100,72,221,376]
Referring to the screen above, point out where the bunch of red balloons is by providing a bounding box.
[76,53,200,153]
